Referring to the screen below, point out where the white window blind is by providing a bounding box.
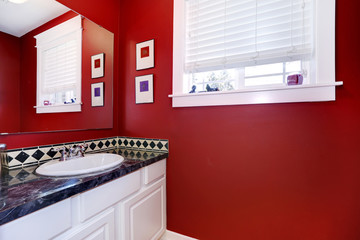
[185,0,313,73]
[35,15,82,113]
[43,39,77,94]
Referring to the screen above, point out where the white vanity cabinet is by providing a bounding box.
[0,159,166,240]
[119,160,166,240]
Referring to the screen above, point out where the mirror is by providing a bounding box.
[0,0,114,134]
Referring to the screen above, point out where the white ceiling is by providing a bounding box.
[0,0,70,37]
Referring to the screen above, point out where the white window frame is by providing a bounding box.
[34,15,82,113]
[170,0,342,107]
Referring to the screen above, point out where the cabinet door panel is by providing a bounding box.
[132,188,163,240]
[122,178,166,240]
[53,208,115,240]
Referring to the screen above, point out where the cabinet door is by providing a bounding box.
[80,171,141,222]
[121,178,166,240]
[0,199,72,240]
[53,208,115,240]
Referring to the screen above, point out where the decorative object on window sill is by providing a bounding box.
[189,85,196,93]
[91,82,104,107]
[64,98,76,104]
[206,84,219,92]
[136,39,154,70]
[188,84,220,94]
[91,53,105,79]
[287,74,303,85]
[135,74,153,104]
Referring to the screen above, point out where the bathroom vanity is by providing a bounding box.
[0,148,167,240]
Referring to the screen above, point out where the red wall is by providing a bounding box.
[118,0,360,239]
[0,32,21,133]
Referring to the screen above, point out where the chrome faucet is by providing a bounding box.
[52,144,88,161]
[52,146,68,161]
[69,144,87,158]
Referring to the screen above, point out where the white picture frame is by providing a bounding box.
[91,53,105,78]
[135,74,153,104]
[136,39,154,70]
[91,82,104,107]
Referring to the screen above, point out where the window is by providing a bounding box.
[34,15,82,113]
[171,0,342,107]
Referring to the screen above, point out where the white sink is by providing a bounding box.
[36,153,124,177]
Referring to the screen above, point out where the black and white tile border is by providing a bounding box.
[2,136,168,169]
[117,137,168,151]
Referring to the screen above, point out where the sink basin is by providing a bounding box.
[36,153,124,177]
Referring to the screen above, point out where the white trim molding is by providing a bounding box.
[169,82,343,108]
[34,103,82,113]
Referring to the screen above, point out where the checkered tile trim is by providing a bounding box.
[2,136,168,169]
[117,137,168,151]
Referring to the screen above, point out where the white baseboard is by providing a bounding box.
[160,230,198,240]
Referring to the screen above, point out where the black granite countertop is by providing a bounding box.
[0,147,168,225]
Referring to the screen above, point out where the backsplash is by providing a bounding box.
[1,136,168,169]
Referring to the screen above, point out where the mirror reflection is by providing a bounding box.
[0,0,114,134]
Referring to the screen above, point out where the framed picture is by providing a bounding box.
[91,82,104,107]
[91,53,105,78]
[135,74,153,104]
[136,39,154,70]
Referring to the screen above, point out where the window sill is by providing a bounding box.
[169,82,343,107]
[34,103,82,113]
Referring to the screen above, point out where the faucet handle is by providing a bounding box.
[68,145,77,158]
[52,146,66,152]
[77,144,88,157]
[51,146,68,161]
[68,144,88,158]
